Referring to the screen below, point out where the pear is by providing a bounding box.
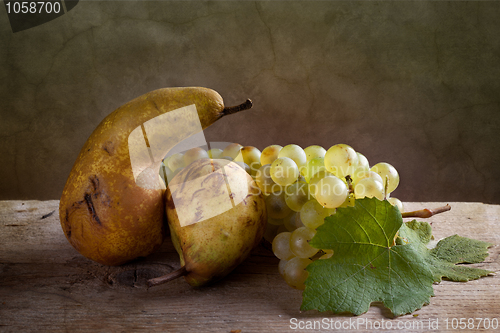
[59,87,252,266]
[148,158,267,287]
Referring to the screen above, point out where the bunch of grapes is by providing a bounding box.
[255,143,403,290]
[159,143,402,291]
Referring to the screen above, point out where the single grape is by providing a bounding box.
[352,152,370,183]
[354,177,385,200]
[371,162,400,194]
[255,164,280,195]
[221,143,243,161]
[319,249,334,259]
[278,259,288,277]
[283,212,305,232]
[324,144,358,178]
[241,146,262,173]
[307,169,334,198]
[278,144,307,169]
[183,147,209,166]
[272,232,295,260]
[304,145,326,162]
[388,197,404,212]
[284,181,310,212]
[313,175,349,209]
[290,227,319,258]
[283,257,312,290]
[300,199,332,229]
[270,157,299,186]
[302,157,326,183]
[260,145,283,165]
[207,148,223,159]
[167,153,185,172]
[364,170,384,184]
[265,191,292,219]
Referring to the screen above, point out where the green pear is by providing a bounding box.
[148,158,267,287]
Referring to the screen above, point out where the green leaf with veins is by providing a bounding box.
[301,198,493,317]
[400,221,493,282]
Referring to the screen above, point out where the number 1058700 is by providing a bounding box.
[444,318,499,330]
[5,1,62,14]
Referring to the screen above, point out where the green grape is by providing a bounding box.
[354,177,385,200]
[278,144,307,169]
[313,175,349,209]
[364,170,384,184]
[278,259,288,277]
[167,153,185,172]
[371,162,400,194]
[300,199,332,229]
[283,257,312,290]
[260,145,282,165]
[290,226,319,258]
[319,249,334,259]
[267,217,285,226]
[272,232,295,260]
[302,157,326,183]
[352,152,370,183]
[283,212,304,232]
[255,164,281,195]
[270,157,299,186]
[304,145,326,162]
[207,148,223,159]
[388,197,404,212]
[263,222,280,243]
[221,143,243,161]
[307,169,334,198]
[265,191,292,219]
[284,181,310,212]
[240,146,262,176]
[183,147,209,166]
[241,146,261,166]
[324,144,358,178]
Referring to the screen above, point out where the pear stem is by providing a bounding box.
[147,265,188,288]
[222,99,253,116]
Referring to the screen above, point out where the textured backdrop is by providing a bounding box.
[1,1,499,203]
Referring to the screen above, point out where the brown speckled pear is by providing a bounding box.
[148,158,267,287]
[59,87,252,266]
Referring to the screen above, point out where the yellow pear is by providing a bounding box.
[148,158,267,287]
[59,87,252,266]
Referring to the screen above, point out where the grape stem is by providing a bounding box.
[401,204,451,218]
[147,265,188,288]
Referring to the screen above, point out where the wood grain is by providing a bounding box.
[1,201,499,332]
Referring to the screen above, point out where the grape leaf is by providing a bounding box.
[400,220,493,282]
[301,198,493,317]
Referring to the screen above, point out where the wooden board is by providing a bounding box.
[1,200,499,332]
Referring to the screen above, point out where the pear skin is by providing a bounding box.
[59,87,252,266]
[149,158,267,287]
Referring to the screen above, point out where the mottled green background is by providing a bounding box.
[1,1,499,203]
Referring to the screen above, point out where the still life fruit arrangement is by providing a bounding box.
[59,87,493,317]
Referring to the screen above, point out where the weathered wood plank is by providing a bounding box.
[0,201,499,332]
